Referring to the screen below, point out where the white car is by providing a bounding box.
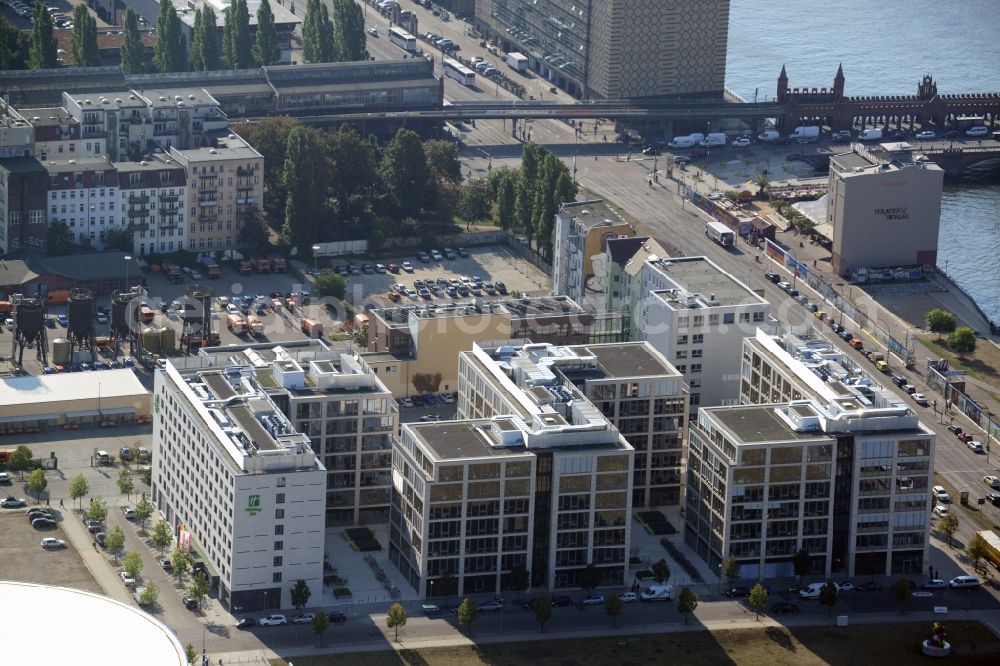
[617,592,637,603]
[933,504,949,517]
[259,614,288,626]
[41,538,67,549]
[732,137,752,147]
[401,261,414,273]
[367,27,378,37]
[915,130,936,140]
[984,475,1000,489]
[122,507,136,520]
[292,613,315,624]
[430,250,443,261]
[912,393,929,406]
[120,571,136,587]
[968,440,984,453]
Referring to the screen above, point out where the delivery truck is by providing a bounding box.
[757,129,781,142]
[505,52,528,72]
[162,261,182,283]
[200,256,220,279]
[226,313,246,335]
[857,128,883,141]
[706,221,735,246]
[245,314,264,337]
[700,132,727,147]
[301,318,323,339]
[788,126,820,143]
[640,584,674,601]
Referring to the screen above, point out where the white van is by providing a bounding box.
[966,126,988,137]
[757,129,780,142]
[858,128,883,141]
[932,485,951,503]
[948,575,981,588]
[639,584,674,601]
[798,582,826,599]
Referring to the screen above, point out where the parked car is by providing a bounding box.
[987,492,1000,507]
[933,504,949,517]
[984,475,1000,489]
[837,582,855,592]
[430,250,443,261]
[968,440,985,453]
[912,393,929,406]
[550,595,574,607]
[771,601,800,614]
[32,517,57,529]
[160,557,173,571]
[477,600,504,612]
[328,611,347,623]
[457,247,470,257]
[921,579,947,590]
[122,507,136,520]
[1,496,27,508]
[915,130,936,140]
[420,414,441,422]
[416,252,431,263]
[618,592,637,603]
[41,538,67,549]
[401,261,415,273]
[581,594,605,605]
[725,586,749,598]
[236,617,257,629]
[293,613,315,624]
[120,572,136,588]
[856,581,884,592]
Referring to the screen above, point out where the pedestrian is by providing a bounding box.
[59,498,64,508]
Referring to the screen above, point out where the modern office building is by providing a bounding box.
[474,0,730,99]
[364,296,590,396]
[458,340,688,508]
[612,255,770,411]
[193,340,398,526]
[551,199,634,304]
[169,133,263,252]
[827,142,943,276]
[390,342,634,597]
[152,360,327,612]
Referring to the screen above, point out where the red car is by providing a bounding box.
[387,291,401,302]
[388,263,399,274]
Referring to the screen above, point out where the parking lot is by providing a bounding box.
[0,508,101,593]
[334,245,550,309]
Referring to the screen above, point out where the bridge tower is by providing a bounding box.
[777,65,788,102]
[918,75,937,99]
[833,64,845,99]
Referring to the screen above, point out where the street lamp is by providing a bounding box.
[311,245,321,275]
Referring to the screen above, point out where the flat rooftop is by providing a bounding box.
[171,134,260,162]
[68,91,146,109]
[570,343,679,379]
[410,421,529,461]
[18,107,76,127]
[558,198,630,230]
[374,296,584,327]
[136,89,220,109]
[0,368,146,409]
[649,256,764,308]
[44,157,114,173]
[708,405,827,444]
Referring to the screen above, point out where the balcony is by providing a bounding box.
[128,194,149,205]
[128,208,150,218]
[159,208,179,218]
[159,194,179,203]
[237,167,255,177]
[199,213,218,223]
[198,198,217,207]
[127,221,149,231]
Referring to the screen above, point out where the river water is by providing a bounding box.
[726,0,1000,322]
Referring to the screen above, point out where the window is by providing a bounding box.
[272,572,282,583]
[690,364,702,373]
[675,351,687,359]
[274,524,284,535]
[723,313,735,324]
[692,334,704,344]
[273,556,283,567]
[274,540,283,551]
[275,509,284,519]
[691,349,703,358]
[276,493,285,504]
[676,335,688,345]
[740,312,751,323]
[277,477,286,487]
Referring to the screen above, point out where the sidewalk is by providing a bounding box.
[59,503,132,606]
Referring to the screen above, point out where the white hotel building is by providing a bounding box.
[152,361,326,612]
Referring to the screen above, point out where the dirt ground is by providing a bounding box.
[0,510,101,593]
[271,621,998,666]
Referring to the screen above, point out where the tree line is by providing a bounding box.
[235,118,464,253]
[6,0,366,73]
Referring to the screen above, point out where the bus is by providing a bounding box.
[705,221,735,247]
[388,26,417,52]
[443,58,476,86]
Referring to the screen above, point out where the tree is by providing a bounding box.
[651,558,671,584]
[580,563,601,594]
[70,474,89,509]
[424,139,463,184]
[508,564,530,601]
[281,126,322,250]
[103,228,133,253]
[119,8,144,74]
[86,496,108,523]
[0,15,30,70]
[491,168,517,230]
[253,0,281,65]
[793,549,811,585]
[28,468,47,503]
[677,587,698,625]
[458,178,493,222]
[134,494,154,532]
[385,602,407,641]
[722,556,740,590]
[968,533,988,573]
[188,572,209,610]
[184,644,197,666]
[198,6,221,70]
[123,550,144,580]
[948,327,976,355]
[151,519,174,555]
[892,575,910,614]
[236,116,300,224]
[819,581,839,617]
[223,0,252,69]
[411,372,443,394]
[748,583,768,621]
[380,129,432,217]
[925,308,957,339]
[457,598,478,636]
[302,0,333,63]
[532,592,551,631]
[171,547,191,585]
[46,220,74,255]
[290,579,311,615]
[29,2,58,69]
[605,593,624,627]
[313,611,331,646]
[139,581,160,606]
[939,512,960,548]
[105,526,125,562]
[754,173,770,197]
[117,469,135,500]
[70,5,99,66]
[190,7,205,71]
[332,0,367,61]
[314,270,347,300]
[153,0,186,72]
[9,445,33,479]
[514,179,533,239]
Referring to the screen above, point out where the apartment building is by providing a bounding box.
[390,343,634,597]
[364,296,590,396]
[170,134,263,252]
[613,255,770,411]
[116,157,187,256]
[475,0,730,99]
[0,158,48,254]
[603,236,670,312]
[195,340,398,526]
[134,89,229,152]
[152,361,327,612]
[827,142,944,276]
[21,107,105,161]
[551,199,633,304]
[458,340,688,508]
[45,157,120,250]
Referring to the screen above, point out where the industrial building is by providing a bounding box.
[827,142,944,277]
[192,340,397,526]
[458,340,688,508]
[390,341,634,597]
[474,0,731,99]
[685,328,935,580]
[551,199,634,305]
[152,360,327,612]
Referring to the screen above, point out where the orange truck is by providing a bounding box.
[251,256,271,273]
[268,255,287,272]
[246,314,264,337]
[200,256,220,279]
[301,318,323,338]
[226,313,247,335]
[162,261,182,283]
[238,259,252,275]
[139,307,155,323]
